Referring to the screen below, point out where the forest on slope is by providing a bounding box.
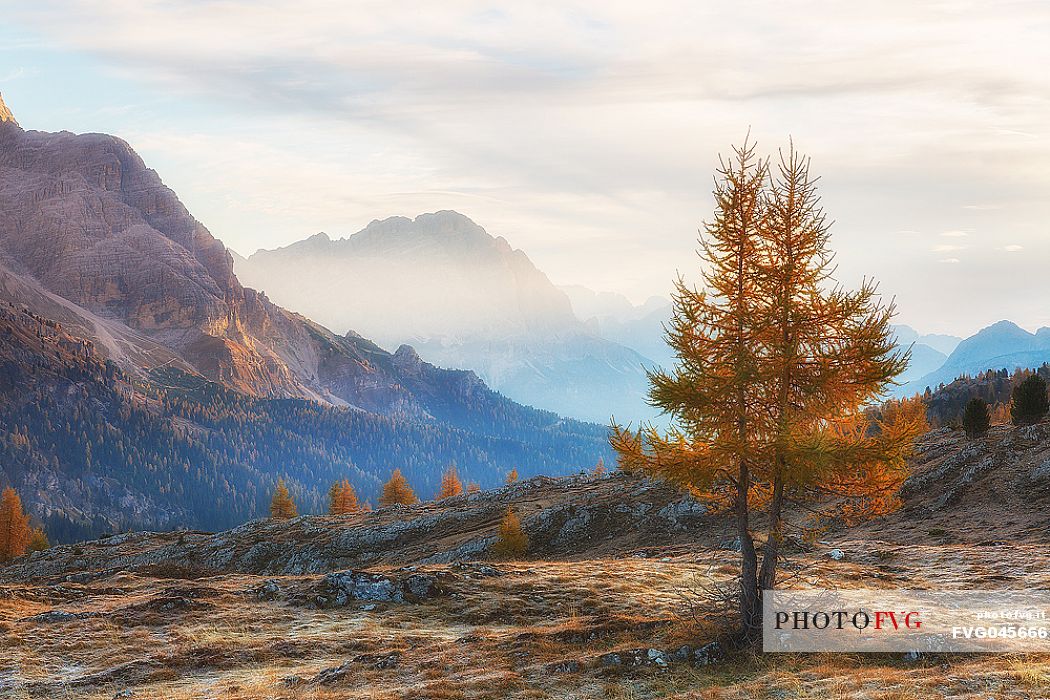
[0,303,612,542]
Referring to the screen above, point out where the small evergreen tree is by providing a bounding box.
[492,507,528,559]
[437,463,463,499]
[1011,374,1049,426]
[962,397,991,438]
[466,482,481,494]
[505,468,519,485]
[592,458,606,477]
[0,487,30,562]
[379,469,419,507]
[269,478,298,520]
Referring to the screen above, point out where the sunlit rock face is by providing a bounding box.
[0,93,16,126]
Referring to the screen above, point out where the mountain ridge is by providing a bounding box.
[236,212,659,423]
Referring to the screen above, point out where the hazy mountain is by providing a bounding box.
[236,212,658,424]
[0,100,611,538]
[561,286,676,371]
[891,325,962,357]
[899,320,1050,395]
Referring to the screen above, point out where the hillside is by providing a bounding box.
[235,212,659,424]
[2,425,1049,698]
[0,302,611,542]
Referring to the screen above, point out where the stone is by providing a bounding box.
[826,548,845,561]
[1029,458,1050,484]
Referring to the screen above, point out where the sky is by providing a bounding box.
[1,1,1049,337]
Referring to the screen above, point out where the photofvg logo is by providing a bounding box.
[764,590,1050,653]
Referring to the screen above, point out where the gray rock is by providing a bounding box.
[1030,458,1050,484]
[692,641,724,666]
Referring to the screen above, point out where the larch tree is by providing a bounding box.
[0,486,31,563]
[505,468,519,485]
[611,139,926,642]
[379,469,419,507]
[492,507,528,559]
[466,482,481,494]
[329,479,360,515]
[438,463,464,499]
[269,478,298,520]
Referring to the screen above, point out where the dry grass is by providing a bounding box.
[3,548,1050,699]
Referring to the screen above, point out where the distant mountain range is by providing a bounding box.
[0,94,611,539]
[896,320,1050,396]
[235,212,666,424]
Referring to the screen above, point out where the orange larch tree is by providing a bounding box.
[269,478,298,520]
[0,487,31,563]
[611,138,926,641]
[437,463,464,499]
[329,479,360,515]
[379,469,419,507]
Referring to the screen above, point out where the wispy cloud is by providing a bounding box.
[2,1,1049,333]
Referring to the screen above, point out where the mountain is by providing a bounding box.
[891,325,962,357]
[900,320,1050,395]
[561,286,676,371]
[0,99,612,539]
[235,212,658,424]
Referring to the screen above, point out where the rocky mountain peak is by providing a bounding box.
[0,92,17,126]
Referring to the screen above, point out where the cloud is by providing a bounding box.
[938,258,961,264]
[4,1,1050,330]
[1004,244,1024,252]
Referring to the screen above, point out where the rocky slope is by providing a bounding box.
[0,471,714,582]
[235,212,658,424]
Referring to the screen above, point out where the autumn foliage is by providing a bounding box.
[0,486,31,562]
[611,139,926,640]
[328,479,360,515]
[438,463,464,499]
[379,468,419,507]
[505,468,518,485]
[492,507,528,559]
[269,478,298,520]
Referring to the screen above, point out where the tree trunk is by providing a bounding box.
[758,470,785,592]
[736,456,760,641]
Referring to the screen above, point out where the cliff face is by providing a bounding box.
[0,116,446,412]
